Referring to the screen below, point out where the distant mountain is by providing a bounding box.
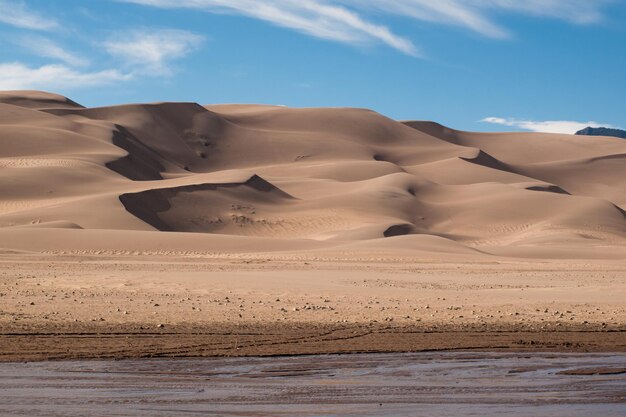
[575,126,626,139]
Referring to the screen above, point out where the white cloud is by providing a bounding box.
[343,1,612,37]
[472,0,608,24]
[118,0,420,56]
[0,0,59,30]
[0,29,203,92]
[481,117,619,134]
[0,62,130,90]
[118,0,611,55]
[342,0,509,38]
[103,29,204,75]
[16,36,89,67]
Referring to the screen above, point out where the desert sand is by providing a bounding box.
[0,91,624,360]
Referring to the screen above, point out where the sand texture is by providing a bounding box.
[0,91,625,360]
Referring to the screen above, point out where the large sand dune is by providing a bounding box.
[1,91,625,259]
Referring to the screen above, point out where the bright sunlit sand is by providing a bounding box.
[1,1,625,415]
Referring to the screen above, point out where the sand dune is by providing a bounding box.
[0,91,625,259]
[2,91,625,361]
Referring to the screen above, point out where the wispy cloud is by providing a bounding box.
[342,0,508,38]
[0,62,130,90]
[346,1,612,37]
[481,117,619,134]
[16,36,89,67]
[118,0,420,56]
[0,28,203,91]
[0,0,59,31]
[118,0,612,55]
[474,0,609,24]
[102,29,204,75]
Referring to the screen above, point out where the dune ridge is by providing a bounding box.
[1,91,625,259]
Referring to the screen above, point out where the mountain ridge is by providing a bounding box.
[576,126,626,139]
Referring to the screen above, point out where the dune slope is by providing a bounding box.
[0,91,625,258]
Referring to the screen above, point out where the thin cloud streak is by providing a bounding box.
[0,0,59,31]
[118,0,611,55]
[1,28,203,91]
[118,0,420,56]
[341,0,509,38]
[474,0,610,24]
[0,62,130,90]
[16,36,89,67]
[346,0,611,36]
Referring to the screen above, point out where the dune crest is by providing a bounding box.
[0,91,625,258]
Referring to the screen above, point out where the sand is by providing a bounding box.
[1,253,624,360]
[0,91,624,360]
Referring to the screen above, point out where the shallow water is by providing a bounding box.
[0,352,625,416]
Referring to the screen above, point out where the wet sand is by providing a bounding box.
[2,321,626,361]
[1,352,625,416]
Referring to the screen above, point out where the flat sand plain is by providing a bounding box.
[1,252,624,361]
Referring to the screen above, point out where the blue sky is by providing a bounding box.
[0,0,624,133]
